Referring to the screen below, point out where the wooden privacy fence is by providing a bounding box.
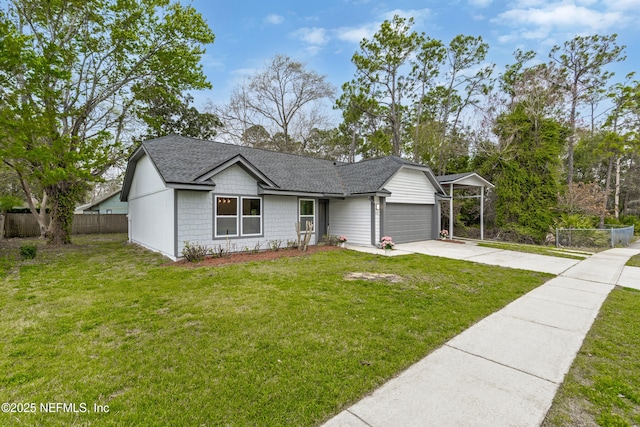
[2,213,128,238]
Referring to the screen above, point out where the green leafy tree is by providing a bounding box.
[340,19,493,168]
[428,35,493,175]
[479,104,565,242]
[335,81,380,161]
[408,37,446,162]
[549,34,626,185]
[604,78,640,219]
[242,125,271,149]
[137,91,222,141]
[349,15,421,156]
[301,128,351,160]
[0,0,214,244]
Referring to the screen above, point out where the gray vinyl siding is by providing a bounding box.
[175,163,301,257]
[328,197,372,246]
[384,168,436,204]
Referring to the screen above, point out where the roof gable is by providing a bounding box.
[195,154,277,188]
[437,172,494,189]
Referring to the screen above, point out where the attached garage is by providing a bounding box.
[385,203,433,243]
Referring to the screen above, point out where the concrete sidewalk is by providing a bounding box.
[323,243,640,427]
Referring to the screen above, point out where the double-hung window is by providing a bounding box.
[299,199,315,232]
[241,198,262,235]
[215,196,262,237]
[215,196,238,237]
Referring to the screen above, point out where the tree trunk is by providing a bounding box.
[16,170,49,238]
[350,129,357,163]
[615,155,621,219]
[599,156,614,228]
[46,182,79,245]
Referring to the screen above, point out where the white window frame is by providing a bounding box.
[214,196,239,237]
[299,198,315,233]
[214,195,263,238]
[240,197,262,236]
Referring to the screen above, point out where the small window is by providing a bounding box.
[241,197,262,235]
[215,196,238,237]
[299,199,315,232]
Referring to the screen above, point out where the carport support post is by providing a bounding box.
[480,185,485,240]
[449,183,454,240]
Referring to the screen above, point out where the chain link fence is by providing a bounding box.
[556,225,635,249]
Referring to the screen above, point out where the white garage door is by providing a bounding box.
[385,203,433,243]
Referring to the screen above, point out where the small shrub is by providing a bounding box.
[210,244,230,258]
[286,239,298,250]
[269,240,282,251]
[320,234,339,246]
[20,244,37,260]
[554,213,595,229]
[182,241,208,263]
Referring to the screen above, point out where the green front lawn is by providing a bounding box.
[0,235,551,426]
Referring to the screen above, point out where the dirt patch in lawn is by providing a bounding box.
[171,245,342,268]
[344,272,403,283]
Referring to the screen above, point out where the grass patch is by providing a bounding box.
[543,287,640,426]
[627,254,640,267]
[0,234,552,426]
[478,241,591,260]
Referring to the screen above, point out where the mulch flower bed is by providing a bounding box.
[171,245,342,267]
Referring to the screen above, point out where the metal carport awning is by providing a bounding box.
[436,172,495,240]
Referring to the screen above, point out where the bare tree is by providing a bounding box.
[216,55,335,153]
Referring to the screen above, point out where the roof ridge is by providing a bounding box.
[160,134,340,165]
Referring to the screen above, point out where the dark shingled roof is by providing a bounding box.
[122,135,444,198]
[336,156,407,195]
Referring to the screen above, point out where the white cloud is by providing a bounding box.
[335,23,380,44]
[494,2,626,38]
[292,27,329,45]
[604,0,640,11]
[264,14,284,25]
[509,0,546,7]
[334,8,432,45]
[379,8,432,24]
[304,45,323,56]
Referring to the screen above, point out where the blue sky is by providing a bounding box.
[190,0,640,111]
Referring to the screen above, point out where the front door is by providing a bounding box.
[317,199,329,239]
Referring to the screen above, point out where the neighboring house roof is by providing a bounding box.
[78,190,124,212]
[121,135,446,200]
[437,172,495,189]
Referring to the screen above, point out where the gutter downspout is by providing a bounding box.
[480,185,485,240]
[449,183,454,240]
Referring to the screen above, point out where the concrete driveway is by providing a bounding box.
[350,239,581,275]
